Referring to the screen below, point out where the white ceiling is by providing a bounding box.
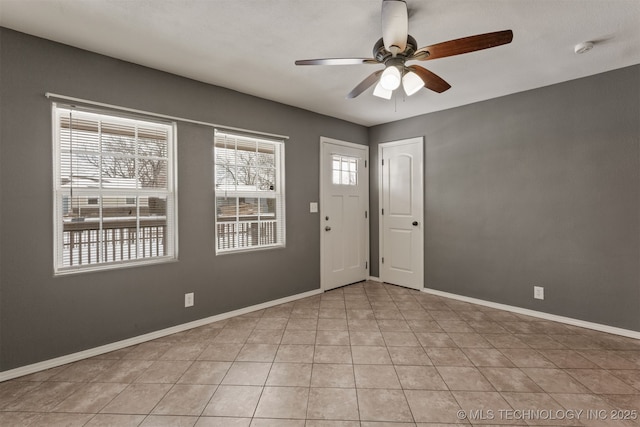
[1,0,639,126]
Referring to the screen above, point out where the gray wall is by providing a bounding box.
[2,27,639,373]
[369,65,640,331]
[0,28,368,371]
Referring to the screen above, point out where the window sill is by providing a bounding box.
[216,244,285,256]
[54,255,178,276]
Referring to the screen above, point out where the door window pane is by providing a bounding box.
[332,155,358,186]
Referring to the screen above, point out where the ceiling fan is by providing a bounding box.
[295,0,513,99]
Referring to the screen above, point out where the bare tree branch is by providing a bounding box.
[81,135,167,188]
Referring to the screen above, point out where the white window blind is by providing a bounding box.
[214,129,286,253]
[52,104,177,273]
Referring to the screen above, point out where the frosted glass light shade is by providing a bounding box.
[373,81,393,99]
[402,71,424,96]
[380,66,401,90]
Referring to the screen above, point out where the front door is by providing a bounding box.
[320,137,369,291]
[379,137,424,290]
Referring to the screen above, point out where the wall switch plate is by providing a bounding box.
[310,202,318,213]
[533,286,544,300]
[185,292,194,307]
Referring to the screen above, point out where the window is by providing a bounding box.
[52,104,177,273]
[332,155,358,186]
[214,129,285,253]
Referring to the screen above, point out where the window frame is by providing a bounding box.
[214,129,286,254]
[331,154,359,186]
[52,103,178,274]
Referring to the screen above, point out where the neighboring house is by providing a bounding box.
[61,176,144,218]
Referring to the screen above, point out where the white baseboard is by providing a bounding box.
[0,288,323,383]
[422,287,640,340]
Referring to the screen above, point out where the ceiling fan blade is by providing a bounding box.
[408,65,451,93]
[413,30,513,61]
[381,0,408,54]
[295,58,378,66]
[347,70,384,99]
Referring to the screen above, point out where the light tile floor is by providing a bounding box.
[1,281,640,426]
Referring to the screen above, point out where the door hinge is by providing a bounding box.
[364,160,367,168]
[365,211,368,219]
[381,257,384,264]
[365,261,368,269]
[382,159,384,166]
[381,208,384,215]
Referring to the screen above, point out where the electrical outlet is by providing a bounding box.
[533,286,544,300]
[185,292,194,307]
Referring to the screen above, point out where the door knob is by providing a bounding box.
[325,226,332,231]
[412,221,419,226]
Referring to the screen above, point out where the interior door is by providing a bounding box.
[379,137,424,290]
[321,137,369,291]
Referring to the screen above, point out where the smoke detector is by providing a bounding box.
[574,41,594,54]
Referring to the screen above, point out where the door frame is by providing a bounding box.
[319,136,369,291]
[378,136,424,290]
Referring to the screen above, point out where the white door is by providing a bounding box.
[379,137,424,290]
[321,137,369,291]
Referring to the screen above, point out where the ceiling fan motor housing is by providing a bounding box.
[373,35,418,63]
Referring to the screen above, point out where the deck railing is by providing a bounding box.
[62,216,278,266]
[216,219,278,251]
[62,217,166,267]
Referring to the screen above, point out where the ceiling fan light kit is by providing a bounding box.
[373,81,393,99]
[402,71,424,96]
[380,64,402,90]
[295,0,513,100]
